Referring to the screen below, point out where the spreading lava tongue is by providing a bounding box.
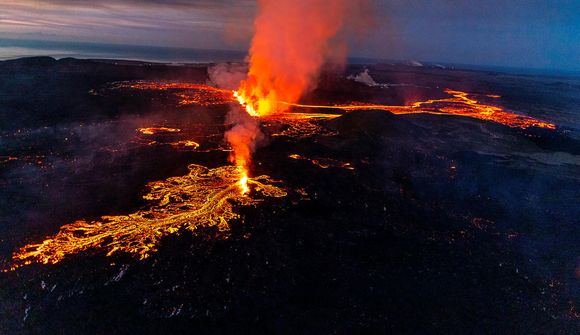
[227,0,372,185]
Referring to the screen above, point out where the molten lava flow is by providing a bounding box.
[113,81,235,106]
[168,140,200,150]
[262,112,340,138]
[120,79,554,196]
[279,89,556,130]
[412,89,556,129]
[137,127,181,135]
[111,80,555,131]
[6,165,286,271]
[6,79,557,271]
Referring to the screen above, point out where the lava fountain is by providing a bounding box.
[228,0,372,186]
[235,0,371,117]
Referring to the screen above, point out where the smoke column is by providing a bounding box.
[237,0,372,116]
[227,0,372,180]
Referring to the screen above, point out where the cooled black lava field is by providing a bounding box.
[0,57,579,334]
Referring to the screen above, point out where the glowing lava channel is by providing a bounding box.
[115,81,555,130]
[274,89,556,130]
[6,165,285,271]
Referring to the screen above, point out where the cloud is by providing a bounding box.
[6,0,255,9]
[0,0,578,71]
[0,0,256,49]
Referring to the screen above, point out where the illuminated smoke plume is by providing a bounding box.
[226,0,372,176]
[237,0,372,116]
[224,108,264,172]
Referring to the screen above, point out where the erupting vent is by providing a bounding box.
[5,79,556,271]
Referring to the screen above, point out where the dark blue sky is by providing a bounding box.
[1,0,579,71]
[373,0,580,71]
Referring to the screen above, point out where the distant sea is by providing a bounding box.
[1,38,579,78]
[0,38,247,64]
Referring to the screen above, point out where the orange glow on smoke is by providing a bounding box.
[236,0,369,116]
[230,0,370,191]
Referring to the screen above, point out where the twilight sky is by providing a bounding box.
[1,0,579,71]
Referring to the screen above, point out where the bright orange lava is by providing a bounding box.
[5,165,285,271]
[118,81,556,130]
[278,89,556,130]
[115,81,234,106]
[238,170,250,195]
[137,127,181,135]
[233,90,259,117]
[7,81,557,271]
